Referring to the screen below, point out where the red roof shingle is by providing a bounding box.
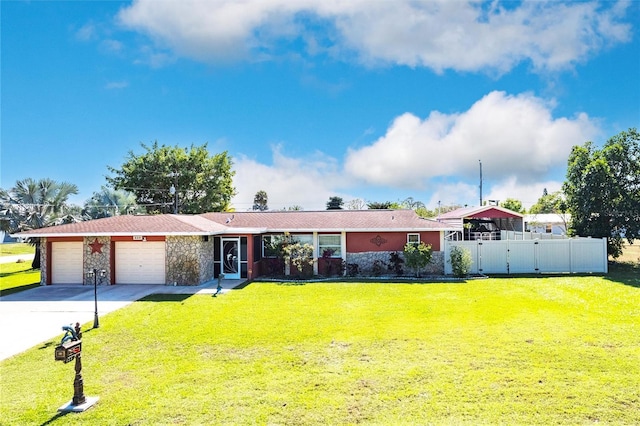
[14,210,452,237]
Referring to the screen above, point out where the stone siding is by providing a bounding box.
[39,239,47,286]
[346,251,444,276]
[199,238,215,283]
[166,236,203,286]
[84,237,111,285]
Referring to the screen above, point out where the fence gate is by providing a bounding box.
[444,238,607,275]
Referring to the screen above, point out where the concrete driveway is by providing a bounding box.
[0,280,245,361]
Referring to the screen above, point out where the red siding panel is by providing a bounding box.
[347,231,440,252]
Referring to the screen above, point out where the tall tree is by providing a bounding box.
[252,190,268,211]
[0,178,79,268]
[529,189,566,214]
[346,198,366,210]
[107,142,235,214]
[401,197,425,210]
[563,128,640,258]
[366,201,402,210]
[500,198,524,213]
[83,187,142,219]
[326,196,344,210]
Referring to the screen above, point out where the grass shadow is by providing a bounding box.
[0,283,41,297]
[604,262,640,288]
[40,411,70,426]
[138,294,192,303]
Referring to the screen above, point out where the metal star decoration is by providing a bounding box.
[89,239,103,254]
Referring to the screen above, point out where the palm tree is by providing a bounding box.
[252,190,268,211]
[1,178,79,268]
[83,187,142,219]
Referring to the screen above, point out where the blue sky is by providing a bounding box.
[2,0,639,211]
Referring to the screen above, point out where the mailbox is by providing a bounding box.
[55,340,82,363]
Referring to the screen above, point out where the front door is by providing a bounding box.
[222,238,240,279]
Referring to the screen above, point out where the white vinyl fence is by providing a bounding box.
[444,238,608,275]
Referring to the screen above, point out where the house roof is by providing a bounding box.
[13,209,453,238]
[12,215,219,237]
[524,213,570,224]
[437,205,524,220]
[201,209,450,232]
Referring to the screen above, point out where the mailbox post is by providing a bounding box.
[55,323,99,412]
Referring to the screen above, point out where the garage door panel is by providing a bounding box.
[115,242,165,284]
[52,242,83,284]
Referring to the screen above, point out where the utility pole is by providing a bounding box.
[479,160,483,206]
[169,172,178,214]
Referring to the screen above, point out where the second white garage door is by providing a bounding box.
[115,241,166,284]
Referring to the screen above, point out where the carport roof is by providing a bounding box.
[437,205,524,220]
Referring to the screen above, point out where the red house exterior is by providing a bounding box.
[16,210,454,285]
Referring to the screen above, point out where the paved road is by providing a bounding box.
[0,253,35,264]
[0,280,244,361]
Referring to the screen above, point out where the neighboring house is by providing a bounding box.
[436,205,524,241]
[524,213,570,235]
[13,210,455,286]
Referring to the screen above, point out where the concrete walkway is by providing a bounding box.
[0,279,247,361]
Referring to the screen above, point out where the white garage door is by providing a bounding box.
[52,242,83,284]
[115,241,166,284]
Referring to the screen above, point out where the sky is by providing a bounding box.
[2,0,639,212]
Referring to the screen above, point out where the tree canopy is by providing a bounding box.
[107,142,235,214]
[366,201,402,210]
[326,196,344,210]
[500,198,524,213]
[529,189,566,214]
[0,178,79,268]
[563,128,640,258]
[83,187,143,219]
[253,190,268,211]
[1,178,79,233]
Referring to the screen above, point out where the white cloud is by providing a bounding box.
[485,177,565,209]
[344,91,599,188]
[231,145,347,211]
[105,81,129,90]
[117,0,631,72]
[76,23,97,41]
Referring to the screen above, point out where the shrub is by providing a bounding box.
[283,242,314,278]
[450,246,472,278]
[403,242,432,277]
[346,263,360,277]
[388,252,404,276]
[372,259,386,276]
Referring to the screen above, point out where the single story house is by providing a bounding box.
[436,205,524,241]
[14,210,455,286]
[524,213,570,235]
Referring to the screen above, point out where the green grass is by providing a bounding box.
[0,242,34,256]
[0,261,40,295]
[1,277,638,425]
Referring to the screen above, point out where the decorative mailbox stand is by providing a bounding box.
[55,323,99,412]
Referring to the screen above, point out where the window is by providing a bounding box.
[262,235,283,257]
[291,234,313,245]
[319,235,341,257]
[407,233,420,244]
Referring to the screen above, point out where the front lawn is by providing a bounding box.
[0,261,40,295]
[1,276,638,425]
[0,242,34,256]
